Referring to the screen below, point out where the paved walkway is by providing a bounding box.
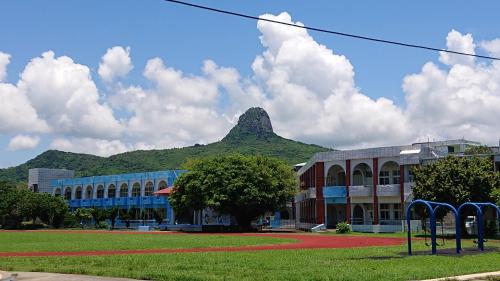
[4,272,144,281]
[420,271,500,281]
[0,231,405,257]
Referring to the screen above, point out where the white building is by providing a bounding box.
[295,139,495,232]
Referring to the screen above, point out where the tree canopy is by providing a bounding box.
[412,156,500,207]
[0,181,69,229]
[170,154,297,228]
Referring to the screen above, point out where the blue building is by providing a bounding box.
[45,170,186,228]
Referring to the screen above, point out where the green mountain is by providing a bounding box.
[0,107,331,183]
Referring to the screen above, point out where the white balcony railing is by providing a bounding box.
[377,184,400,197]
[349,185,372,197]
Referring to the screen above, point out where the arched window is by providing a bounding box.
[64,187,72,200]
[120,183,128,198]
[326,165,346,186]
[107,184,116,198]
[54,188,62,197]
[157,180,167,191]
[75,186,82,199]
[145,181,154,196]
[352,163,372,186]
[85,185,93,199]
[96,185,104,198]
[379,161,400,185]
[132,182,141,197]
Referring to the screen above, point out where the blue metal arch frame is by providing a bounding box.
[406,199,459,255]
[457,202,500,252]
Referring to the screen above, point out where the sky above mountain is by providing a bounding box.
[1,0,500,168]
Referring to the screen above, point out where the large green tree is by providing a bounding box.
[413,156,499,206]
[170,154,296,229]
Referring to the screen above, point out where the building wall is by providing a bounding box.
[28,168,75,193]
[295,139,491,229]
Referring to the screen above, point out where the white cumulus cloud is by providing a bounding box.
[404,30,500,144]
[0,83,49,133]
[252,12,412,148]
[0,52,10,82]
[98,46,133,83]
[18,51,123,139]
[439,29,476,66]
[8,134,40,151]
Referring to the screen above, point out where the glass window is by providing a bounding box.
[108,184,116,198]
[96,185,104,198]
[145,182,154,196]
[75,187,82,199]
[380,204,390,220]
[392,170,400,184]
[379,171,390,185]
[120,184,128,198]
[132,183,141,197]
[64,187,72,200]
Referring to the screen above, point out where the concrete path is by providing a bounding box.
[420,271,500,280]
[4,272,145,281]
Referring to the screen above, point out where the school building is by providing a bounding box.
[294,139,499,232]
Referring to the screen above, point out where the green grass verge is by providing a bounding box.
[0,231,295,252]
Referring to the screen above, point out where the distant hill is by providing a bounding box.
[0,107,331,183]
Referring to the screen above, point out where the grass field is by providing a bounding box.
[0,231,294,252]
[0,231,499,281]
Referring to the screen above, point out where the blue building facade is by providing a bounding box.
[50,170,186,227]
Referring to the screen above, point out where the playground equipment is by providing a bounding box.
[406,199,459,255]
[406,200,500,255]
[457,202,500,252]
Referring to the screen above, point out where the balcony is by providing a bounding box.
[349,185,372,197]
[376,184,400,197]
[323,186,346,198]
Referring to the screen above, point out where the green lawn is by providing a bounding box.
[0,231,295,252]
[0,231,499,281]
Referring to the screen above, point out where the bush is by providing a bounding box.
[336,222,351,234]
[95,221,109,229]
[63,212,78,228]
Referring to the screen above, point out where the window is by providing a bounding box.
[96,185,104,198]
[145,182,154,196]
[120,184,128,198]
[393,204,401,220]
[75,187,82,199]
[85,185,93,199]
[132,183,141,197]
[108,184,116,198]
[392,170,400,184]
[64,187,72,200]
[380,204,390,220]
[158,180,167,191]
[379,171,390,185]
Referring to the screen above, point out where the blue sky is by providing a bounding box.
[1,0,500,168]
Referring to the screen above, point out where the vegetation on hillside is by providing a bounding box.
[0,107,330,183]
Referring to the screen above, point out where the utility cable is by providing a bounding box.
[165,0,500,61]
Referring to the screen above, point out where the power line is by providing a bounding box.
[165,0,500,61]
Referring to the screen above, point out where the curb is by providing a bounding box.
[419,271,500,281]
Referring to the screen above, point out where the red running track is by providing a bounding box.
[0,230,405,257]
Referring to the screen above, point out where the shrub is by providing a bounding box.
[95,221,109,229]
[63,212,78,228]
[336,222,351,234]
